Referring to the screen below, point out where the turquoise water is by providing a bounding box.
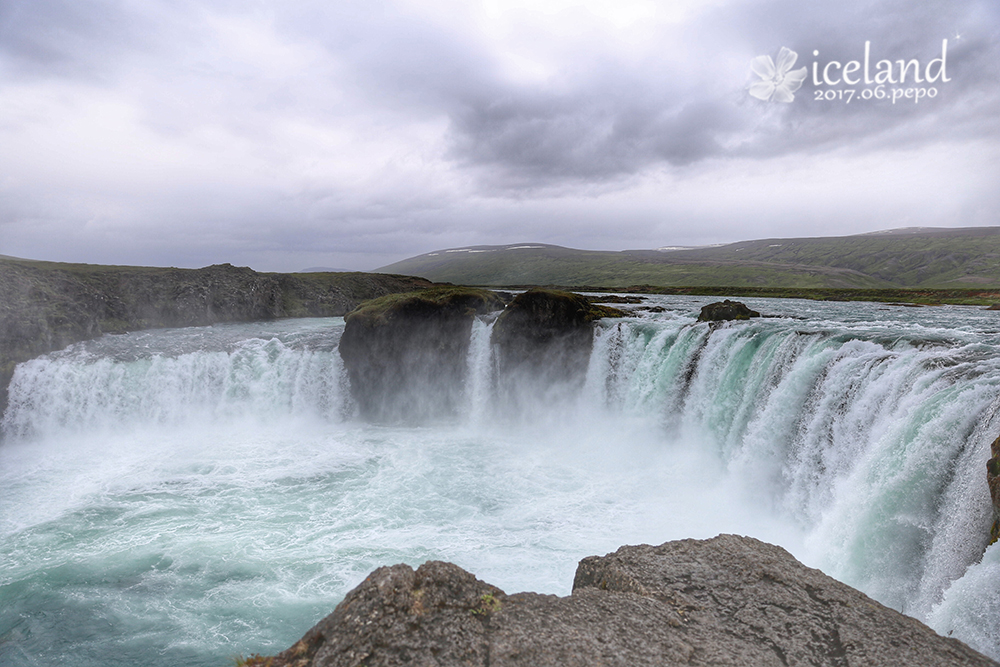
[2,297,1000,664]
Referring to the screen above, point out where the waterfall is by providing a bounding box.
[2,324,350,440]
[465,316,497,424]
[577,312,1000,649]
[2,301,1000,665]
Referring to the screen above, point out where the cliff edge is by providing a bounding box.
[0,256,432,415]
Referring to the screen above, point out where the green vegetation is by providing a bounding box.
[377,228,1000,291]
[345,285,506,326]
[383,247,889,288]
[472,592,502,615]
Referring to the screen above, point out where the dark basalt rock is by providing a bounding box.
[338,287,506,423]
[491,288,625,388]
[258,535,997,667]
[987,434,1000,544]
[697,299,761,322]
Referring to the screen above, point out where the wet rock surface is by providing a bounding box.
[697,299,761,322]
[491,288,625,387]
[336,287,624,421]
[987,433,1000,544]
[338,286,506,422]
[261,534,996,667]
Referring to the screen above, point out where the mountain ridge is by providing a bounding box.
[377,227,1000,288]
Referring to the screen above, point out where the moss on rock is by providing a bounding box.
[344,286,506,328]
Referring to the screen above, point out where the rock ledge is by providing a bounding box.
[255,535,996,667]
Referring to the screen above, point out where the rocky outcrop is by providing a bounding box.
[338,287,506,422]
[255,534,996,667]
[491,288,625,389]
[336,287,624,422]
[0,256,432,415]
[987,434,1000,544]
[697,299,760,322]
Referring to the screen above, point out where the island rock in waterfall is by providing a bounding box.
[338,286,506,422]
[696,299,761,322]
[490,288,625,388]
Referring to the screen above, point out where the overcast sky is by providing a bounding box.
[1,0,997,271]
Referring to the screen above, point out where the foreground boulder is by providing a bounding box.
[338,286,505,422]
[258,535,996,667]
[491,288,624,390]
[697,299,760,322]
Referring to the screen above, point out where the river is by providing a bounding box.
[2,295,999,665]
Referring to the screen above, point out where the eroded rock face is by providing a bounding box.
[697,299,760,322]
[261,535,997,667]
[336,287,624,422]
[987,434,1000,544]
[338,287,506,423]
[571,536,996,666]
[490,288,624,392]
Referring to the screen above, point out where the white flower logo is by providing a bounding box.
[749,47,808,103]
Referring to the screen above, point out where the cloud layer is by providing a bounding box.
[1,0,997,270]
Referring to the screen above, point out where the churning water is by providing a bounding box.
[2,295,1000,665]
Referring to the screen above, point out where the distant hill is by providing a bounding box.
[298,266,353,273]
[377,227,1000,289]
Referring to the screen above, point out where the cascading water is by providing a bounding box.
[464,317,497,425]
[2,297,1000,665]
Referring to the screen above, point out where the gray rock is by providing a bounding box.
[492,289,625,375]
[261,535,997,667]
[490,288,624,409]
[987,434,1000,544]
[338,287,506,423]
[697,299,760,322]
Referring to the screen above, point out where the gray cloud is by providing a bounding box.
[0,0,996,271]
[0,0,175,82]
[431,0,999,190]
